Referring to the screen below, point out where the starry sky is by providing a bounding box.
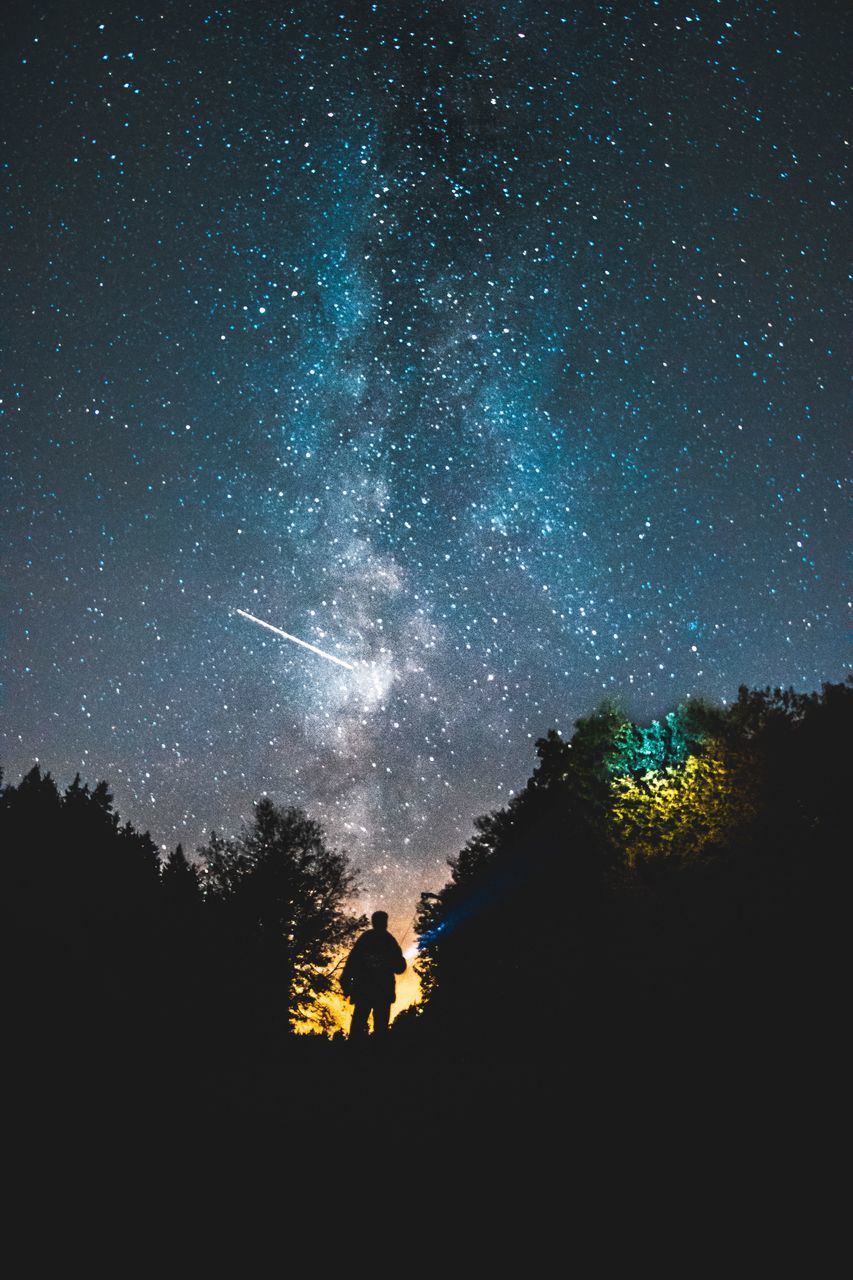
[2,0,849,936]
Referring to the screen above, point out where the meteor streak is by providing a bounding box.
[235,608,354,670]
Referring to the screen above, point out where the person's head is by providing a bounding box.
[371,910,388,931]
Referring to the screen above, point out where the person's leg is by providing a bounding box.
[349,1000,371,1039]
[371,1000,392,1036]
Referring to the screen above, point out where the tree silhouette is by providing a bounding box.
[414,706,624,1041]
[197,798,365,1032]
[2,763,163,1100]
[413,680,851,1049]
[161,842,203,913]
[3,673,848,1119]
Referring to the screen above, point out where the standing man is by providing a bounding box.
[340,910,407,1039]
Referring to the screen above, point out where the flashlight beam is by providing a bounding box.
[235,608,354,670]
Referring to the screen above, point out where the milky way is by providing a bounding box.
[2,1,848,930]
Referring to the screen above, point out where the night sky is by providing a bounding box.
[2,1,848,937]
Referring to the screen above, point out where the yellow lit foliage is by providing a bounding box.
[294,954,422,1036]
[610,739,756,866]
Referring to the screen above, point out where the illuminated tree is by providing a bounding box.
[609,738,757,866]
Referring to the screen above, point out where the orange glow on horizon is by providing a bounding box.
[295,940,423,1036]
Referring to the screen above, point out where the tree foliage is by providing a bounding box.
[606,701,757,865]
[1,764,365,1067]
[197,798,365,1030]
[414,679,850,1046]
[2,677,847,1069]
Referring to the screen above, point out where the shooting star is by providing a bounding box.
[235,608,354,670]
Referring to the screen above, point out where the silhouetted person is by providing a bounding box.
[341,910,406,1039]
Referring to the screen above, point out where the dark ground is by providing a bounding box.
[8,998,837,1272]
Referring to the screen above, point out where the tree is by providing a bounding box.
[412,683,853,1045]
[414,707,624,1042]
[161,843,202,912]
[606,702,758,867]
[197,798,364,1031]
